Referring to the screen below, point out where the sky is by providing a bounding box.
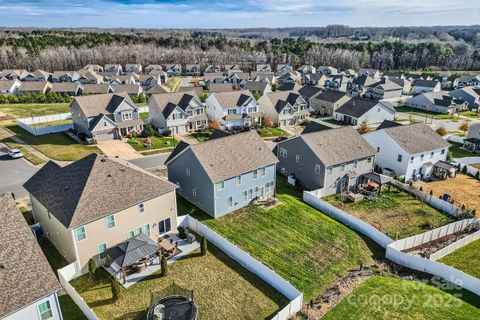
[0,0,478,28]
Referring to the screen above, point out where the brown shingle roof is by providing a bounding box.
[210,90,253,109]
[23,154,177,229]
[383,123,450,154]
[50,82,82,93]
[17,81,51,92]
[0,193,61,318]
[83,83,112,94]
[72,92,134,117]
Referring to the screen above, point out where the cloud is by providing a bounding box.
[0,0,478,28]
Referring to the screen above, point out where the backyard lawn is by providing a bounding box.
[438,239,480,279]
[191,130,213,142]
[178,176,382,301]
[322,276,480,320]
[256,127,288,138]
[6,125,101,161]
[139,112,149,120]
[71,246,288,320]
[449,142,477,159]
[0,103,70,118]
[324,190,454,239]
[396,106,460,120]
[128,135,178,152]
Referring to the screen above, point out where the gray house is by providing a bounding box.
[165,130,278,218]
[274,126,376,195]
[70,92,143,142]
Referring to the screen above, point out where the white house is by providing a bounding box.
[0,79,21,95]
[412,79,441,94]
[405,91,467,114]
[334,98,396,126]
[363,123,450,181]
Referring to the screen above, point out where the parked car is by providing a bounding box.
[7,149,23,159]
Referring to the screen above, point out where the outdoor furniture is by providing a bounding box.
[159,239,175,253]
[186,233,196,244]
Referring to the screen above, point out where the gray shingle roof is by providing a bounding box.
[72,92,135,117]
[317,90,350,103]
[0,193,61,318]
[83,83,112,94]
[107,233,159,271]
[150,91,200,118]
[23,154,177,229]
[210,90,253,109]
[336,98,383,118]
[298,85,323,99]
[382,123,450,154]
[414,79,439,88]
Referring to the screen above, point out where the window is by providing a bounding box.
[75,226,86,241]
[38,300,53,320]
[295,155,300,163]
[105,215,115,229]
[377,147,380,152]
[420,154,424,161]
[327,166,332,175]
[315,164,321,174]
[98,243,107,260]
[159,218,171,235]
[193,188,197,197]
[367,157,372,164]
[186,168,190,176]
[280,147,288,158]
[227,196,233,208]
[248,189,253,199]
[142,224,150,236]
[353,160,358,168]
[410,156,414,164]
[441,149,446,155]
[243,191,248,202]
[397,154,402,162]
[139,203,145,213]
[254,187,259,197]
[341,163,346,171]
[260,167,266,177]
[47,211,51,220]
[430,151,434,159]
[127,230,135,239]
[253,170,258,179]
[236,175,242,186]
[216,181,224,190]
[103,121,107,127]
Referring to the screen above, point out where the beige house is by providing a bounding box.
[24,153,178,274]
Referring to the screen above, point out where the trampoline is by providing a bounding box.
[146,295,198,320]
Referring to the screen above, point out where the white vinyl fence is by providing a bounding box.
[430,230,480,261]
[303,191,394,248]
[58,263,98,320]
[178,215,303,320]
[17,112,73,136]
[138,106,149,113]
[457,163,480,177]
[445,134,464,144]
[20,112,72,124]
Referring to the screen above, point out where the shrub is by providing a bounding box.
[357,120,371,134]
[160,256,168,276]
[436,126,448,136]
[88,258,97,281]
[163,128,172,137]
[111,278,123,301]
[462,165,468,175]
[459,120,469,136]
[142,124,155,137]
[419,186,423,192]
[208,120,220,130]
[263,117,274,128]
[201,236,208,256]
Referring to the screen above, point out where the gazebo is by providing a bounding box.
[105,233,160,284]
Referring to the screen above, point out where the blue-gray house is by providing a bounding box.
[165,130,278,218]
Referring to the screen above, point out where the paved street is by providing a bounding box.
[397,112,480,132]
[0,143,39,198]
[129,153,169,169]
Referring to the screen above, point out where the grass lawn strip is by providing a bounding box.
[256,127,288,138]
[449,141,478,159]
[438,239,480,279]
[1,136,46,165]
[33,118,73,128]
[129,135,178,151]
[323,190,453,239]
[72,245,288,320]
[322,275,480,320]
[191,131,213,142]
[396,106,460,120]
[140,148,175,156]
[58,295,88,320]
[0,103,70,118]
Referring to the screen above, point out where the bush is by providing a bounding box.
[111,278,123,301]
[163,129,172,137]
[208,120,220,130]
[160,255,168,276]
[436,126,448,136]
[462,165,468,174]
[142,124,155,137]
[262,117,274,128]
[201,236,208,256]
[88,258,97,281]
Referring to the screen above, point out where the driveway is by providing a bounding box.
[129,153,169,170]
[0,143,39,198]
[97,140,141,160]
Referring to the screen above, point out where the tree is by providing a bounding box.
[459,120,469,136]
[263,117,274,128]
[199,92,209,103]
[357,119,370,134]
[111,278,123,301]
[201,236,208,256]
[462,165,468,175]
[160,255,168,276]
[142,124,155,137]
[253,91,261,101]
[208,120,220,130]
[88,258,97,281]
[436,126,448,136]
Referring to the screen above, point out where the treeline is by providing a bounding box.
[0,92,72,104]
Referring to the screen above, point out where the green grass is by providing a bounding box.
[128,135,178,151]
[191,131,212,142]
[20,207,35,225]
[396,106,460,120]
[449,142,477,159]
[139,112,149,120]
[320,118,340,125]
[59,295,88,320]
[140,148,175,156]
[324,190,454,239]
[471,163,480,170]
[460,111,480,119]
[0,103,70,118]
[38,238,69,273]
[179,176,382,301]
[0,136,46,165]
[322,276,480,320]
[167,77,181,92]
[34,119,73,128]
[71,246,288,320]
[256,127,288,138]
[6,125,101,161]
[438,239,480,279]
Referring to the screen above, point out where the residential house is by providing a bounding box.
[145,84,169,96]
[250,72,276,84]
[149,91,207,134]
[358,68,380,78]
[186,64,201,76]
[244,81,272,97]
[412,79,441,94]
[144,65,163,74]
[432,76,459,90]
[70,92,143,142]
[109,74,138,86]
[405,91,468,114]
[296,65,316,76]
[276,64,293,76]
[342,69,357,77]
[17,81,52,95]
[258,91,309,127]
[24,69,51,82]
[204,72,226,86]
[383,76,412,95]
[50,82,84,96]
[317,66,338,76]
[208,83,237,93]
[125,64,142,73]
[204,65,221,74]
[206,90,262,129]
[83,83,114,95]
[113,84,144,96]
[104,64,123,74]
[363,123,450,180]
[350,74,378,97]
[0,79,21,95]
[78,69,104,84]
[256,64,272,72]
[166,64,182,77]
[449,87,480,110]
[312,90,352,116]
[83,64,104,72]
[277,71,301,85]
[0,69,29,81]
[227,72,249,86]
[165,130,278,218]
[364,78,404,100]
[324,75,350,91]
[456,75,480,88]
[224,64,242,76]
[138,74,161,90]
[463,122,480,153]
[277,82,302,92]
[334,98,395,126]
[274,126,375,195]
[298,85,323,111]
[301,121,334,134]
[23,154,178,273]
[51,71,79,83]
[0,193,62,320]
[302,73,328,86]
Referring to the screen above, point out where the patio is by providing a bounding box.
[104,233,200,288]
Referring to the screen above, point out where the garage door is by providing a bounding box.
[95,131,116,142]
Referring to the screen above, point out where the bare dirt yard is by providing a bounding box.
[414,174,480,214]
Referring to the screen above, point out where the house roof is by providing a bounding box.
[211,90,253,109]
[301,121,334,134]
[208,83,236,93]
[414,79,439,88]
[376,120,402,130]
[317,90,350,103]
[244,81,269,92]
[17,81,51,92]
[50,82,82,93]
[52,71,76,78]
[295,126,376,166]
[107,233,159,272]
[336,98,386,118]
[83,83,112,94]
[23,154,177,229]
[352,74,377,87]
[32,69,51,79]
[264,91,302,112]
[72,92,135,117]
[0,193,61,318]
[113,84,143,95]
[146,84,169,95]
[382,123,450,154]
[166,130,278,183]
[0,80,18,90]
[298,85,323,99]
[150,91,200,118]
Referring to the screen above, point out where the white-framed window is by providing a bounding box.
[420,154,424,161]
[315,164,321,174]
[295,155,300,163]
[142,224,151,236]
[353,160,358,168]
[377,147,380,152]
[397,154,402,162]
[139,203,145,213]
[253,170,258,179]
[227,196,233,208]
[98,243,107,260]
[280,147,287,158]
[327,166,332,175]
[37,300,53,320]
[441,149,446,155]
[193,188,197,197]
[159,218,171,234]
[410,156,414,164]
[430,151,434,159]
[341,163,346,171]
[216,181,224,190]
[236,175,242,186]
[260,167,266,176]
[243,191,248,202]
[186,168,190,176]
[367,157,372,163]
[105,215,115,229]
[75,226,86,241]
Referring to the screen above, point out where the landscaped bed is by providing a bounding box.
[438,239,480,279]
[191,131,213,142]
[178,176,382,301]
[256,127,288,138]
[324,190,454,240]
[322,275,480,320]
[128,135,178,152]
[71,245,288,320]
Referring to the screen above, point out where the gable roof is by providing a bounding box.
[301,121,334,134]
[264,91,302,113]
[336,98,387,118]
[107,233,159,271]
[294,126,376,166]
[208,83,236,93]
[50,82,82,93]
[146,84,169,95]
[0,193,61,318]
[17,81,50,92]
[167,130,278,183]
[381,123,450,154]
[376,120,402,130]
[72,92,135,117]
[150,91,200,118]
[414,79,439,88]
[298,85,323,99]
[210,90,253,109]
[0,80,19,91]
[244,81,269,92]
[23,154,176,229]
[317,90,350,103]
[83,83,112,94]
[113,84,143,95]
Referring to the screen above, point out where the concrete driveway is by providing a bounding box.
[0,143,39,198]
[97,140,141,160]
